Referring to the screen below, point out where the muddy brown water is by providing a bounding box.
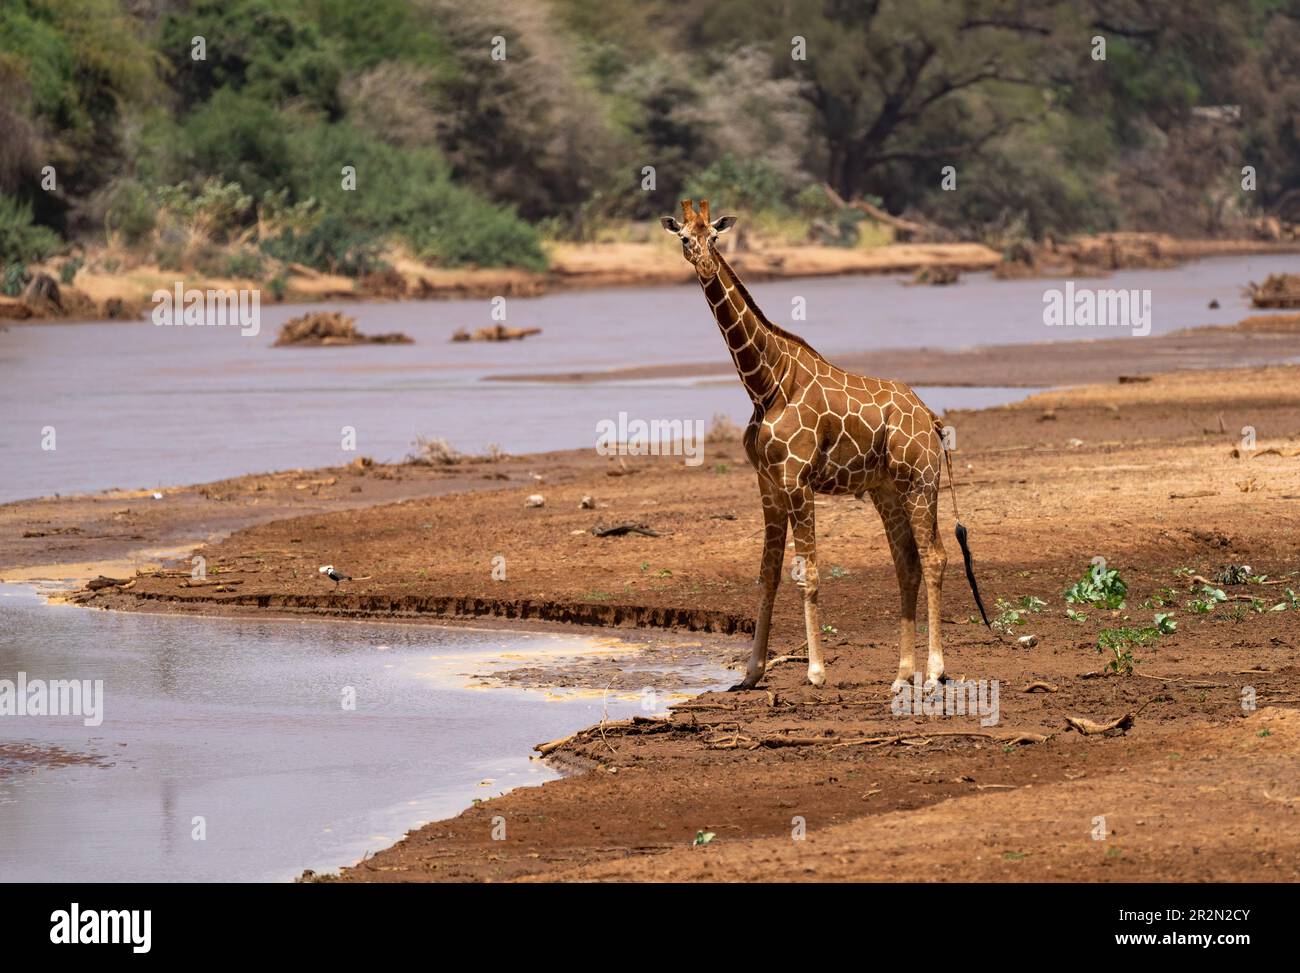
[0,584,732,882]
[3,254,1295,503]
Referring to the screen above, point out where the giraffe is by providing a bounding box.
[662,199,988,691]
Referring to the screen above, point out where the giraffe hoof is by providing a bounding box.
[728,675,762,691]
[923,673,949,693]
[806,667,826,688]
[890,678,909,695]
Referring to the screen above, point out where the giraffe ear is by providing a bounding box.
[660,216,682,233]
[712,216,737,234]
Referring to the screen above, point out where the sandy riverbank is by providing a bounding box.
[6,356,1299,881]
[6,234,1300,325]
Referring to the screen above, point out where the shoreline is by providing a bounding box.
[7,235,1300,326]
[485,319,1300,387]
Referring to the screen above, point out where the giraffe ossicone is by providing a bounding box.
[665,198,988,690]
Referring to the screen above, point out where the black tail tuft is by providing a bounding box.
[955,521,991,628]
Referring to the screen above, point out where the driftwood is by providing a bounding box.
[707,729,1048,751]
[1063,712,1134,736]
[590,522,660,538]
[273,311,412,347]
[534,715,670,755]
[1247,274,1300,309]
[1021,680,1060,693]
[821,184,929,240]
[451,324,541,342]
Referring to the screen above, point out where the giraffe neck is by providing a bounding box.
[700,252,789,406]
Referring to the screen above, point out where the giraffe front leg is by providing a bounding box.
[788,485,826,687]
[732,481,787,690]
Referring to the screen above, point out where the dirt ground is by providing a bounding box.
[10,360,1298,881]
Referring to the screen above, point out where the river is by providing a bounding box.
[0,584,731,882]
[2,254,1294,503]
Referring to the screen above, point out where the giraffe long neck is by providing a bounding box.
[700,253,787,406]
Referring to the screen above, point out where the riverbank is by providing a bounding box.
[6,233,1300,325]
[487,312,1300,387]
[8,360,1299,881]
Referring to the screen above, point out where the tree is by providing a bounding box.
[691,0,1053,203]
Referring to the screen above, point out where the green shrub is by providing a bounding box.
[404,196,546,270]
[103,180,157,245]
[155,179,254,242]
[685,157,785,214]
[0,196,60,265]
[222,249,264,279]
[260,214,383,276]
[1064,563,1128,610]
[264,273,287,301]
[178,90,293,201]
[59,256,83,284]
[2,262,28,297]
[280,123,546,270]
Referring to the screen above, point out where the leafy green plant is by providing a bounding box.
[692,830,715,847]
[222,249,264,279]
[261,214,384,276]
[1096,613,1174,674]
[992,597,1030,631]
[2,262,28,297]
[1065,563,1128,610]
[265,273,287,302]
[0,196,59,266]
[1188,586,1228,614]
[59,256,83,284]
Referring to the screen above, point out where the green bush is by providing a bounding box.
[0,196,60,266]
[178,90,293,202]
[403,193,546,270]
[279,123,546,270]
[260,214,383,276]
[155,179,254,242]
[2,262,28,297]
[685,157,786,215]
[222,249,264,279]
[103,180,157,245]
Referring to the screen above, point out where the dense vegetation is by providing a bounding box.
[1,0,1297,281]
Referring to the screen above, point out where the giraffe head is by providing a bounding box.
[660,199,736,280]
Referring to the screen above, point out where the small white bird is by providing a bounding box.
[319,564,351,585]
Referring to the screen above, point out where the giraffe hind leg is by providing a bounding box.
[870,487,921,692]
[903,483,948,686]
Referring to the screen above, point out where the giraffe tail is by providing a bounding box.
[942,440,993,628]
[955,522,992,628]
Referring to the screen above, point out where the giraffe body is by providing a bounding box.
[664,199,950,691]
